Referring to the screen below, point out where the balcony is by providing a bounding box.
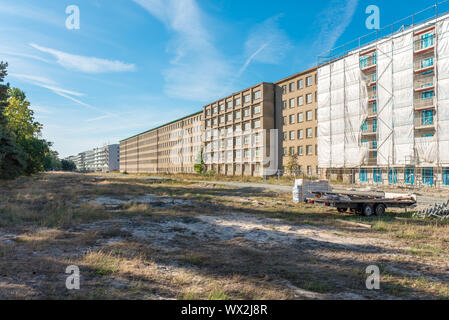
[414,94,435,110]
[414,74,435,92]
[414,36,435,55]
[360,57,377,72]
[414,55,435,74]
[415,111,436,130]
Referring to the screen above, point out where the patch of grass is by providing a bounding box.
[208,289,229,300]
[83,251,121,276]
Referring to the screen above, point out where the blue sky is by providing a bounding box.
[0,0,444,157]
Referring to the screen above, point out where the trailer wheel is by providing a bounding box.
[375,204,386,216]
[337,208,348,213]
[362,204,374,217]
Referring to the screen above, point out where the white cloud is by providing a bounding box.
[133,0,233,102]
[241,14,292,76]
[314,0,359,57]
[29,43,136,73]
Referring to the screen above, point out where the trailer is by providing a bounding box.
[305,189,417,216]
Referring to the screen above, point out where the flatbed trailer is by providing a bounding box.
[306,190,417,216]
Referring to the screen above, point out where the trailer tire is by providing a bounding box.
[375,204,386,216]
[337,208,348,213]
[362,204,374,217]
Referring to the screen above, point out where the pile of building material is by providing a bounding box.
[292,179,331,203]
[413,200,449,220]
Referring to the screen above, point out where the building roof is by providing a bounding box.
[120,110,203,142]
[274,66,318,85]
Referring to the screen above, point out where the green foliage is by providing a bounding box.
[0,61,27,180]
[61,159,76,171]
[285,152,300,177]
[44,150,62,171]
[194,147,205,174]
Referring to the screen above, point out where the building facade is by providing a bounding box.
[66,144,120,172]
[317,11,449,187]
[275,67,319,177]
[120,112,203,174]
[202,83,278,177]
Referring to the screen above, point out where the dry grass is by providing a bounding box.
[0,172,448,300]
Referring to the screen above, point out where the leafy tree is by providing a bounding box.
[194,147,205,174]
[5,87,49,175]
[285,152,300,177]
[44,150,62,171]
[61,159,76,171]
[0,62,26,180]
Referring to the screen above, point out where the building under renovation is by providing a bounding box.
[317,4,449,187]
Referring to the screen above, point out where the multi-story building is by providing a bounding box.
[317,7,449,187]
[120,112,203,174]
[275,67,319,177]
[202,83,278,176]
[66,144,120,172]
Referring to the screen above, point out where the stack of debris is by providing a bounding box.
[292,179,331,203]
[414,200,449,220]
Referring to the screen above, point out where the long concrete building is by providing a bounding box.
[120,112,203,174]
[118,3,449,186]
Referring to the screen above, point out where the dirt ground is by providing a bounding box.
[0,172,448,300]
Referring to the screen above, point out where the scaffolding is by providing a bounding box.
[317,1,449,188]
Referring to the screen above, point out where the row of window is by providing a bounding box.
[281,74,316,94]
[360,167,449,186]
[283,127,317,141]
[282,92,317,109]
[284,110,315,125]
[205,91,262,116]
[206,106,261,127]
[283,145,317,156]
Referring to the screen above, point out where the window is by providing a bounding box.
[306,128,313,138]
[253,120,261,129]
[306,76,312,87]
[421,33,434,49]
[422,90,434,100]
[289,114,295,124]
[244,135,250,145]
[226,101,232,109]
[282,101,287,109]
[213,106,218,114]
[244,150,250,159]
[361,120,368,132]
[422,109,434,125]
[372,101,377,113]
[282,85,287,94]
[373,168,382,184]
[289,98,295,108]
[360,56,368,68]
[298,129,304,139]
[373,119,378,132]
[298,113,304,123]
[289,82,295,92]
[306,93,313,104]
[360,168,368,183]
[283,132,287,141]
[422,168,434,186]
[306,110,313,121]
[243,122,250,131]
[206,109,210,116]
[243,108,250,117]
[220,104,225,112]
[298,146,304,156]
[443,168,449,186]
[298,79,304,89]
[244,95,250,103]
[283,148,287,156]
[219,116,225,124]
[297,96,304,106]
[235,137,241,146]
[282,117,286,125]
[253,105,261,114]
[405,167,415,185]
[213,118,218,126]
[290,131,295,140]
[306,145,313,155]
[235,111,241,119]
[253,91,261,99]
[388,168,398,185]
[421,57,434,68]
[226,113,232,122]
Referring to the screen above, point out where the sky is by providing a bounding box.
[0,0,445,158]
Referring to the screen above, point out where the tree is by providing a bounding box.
[44,150,62,171]
[194,147,205,174]
[5,87,48,175]
[0,61,26,180]
[61,159,76,172]
[285,152,300,177]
